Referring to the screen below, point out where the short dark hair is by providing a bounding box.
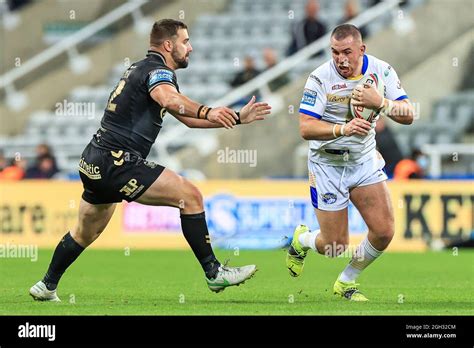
[150,19,187,46]
[331,24,362,41]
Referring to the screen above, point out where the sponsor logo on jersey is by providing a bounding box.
[120,178,145,198]
[327,94,351,104]
[111,150,124,166]
[148,69,174,87]
[78,157,101,180]
[384,65,392,77]
[144,160,159,169]
[321,192,337,204]
[309,74,323,86]
[331,83,347,90]
[301,89,317,106]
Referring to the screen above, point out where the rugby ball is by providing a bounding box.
[350,73,384,123]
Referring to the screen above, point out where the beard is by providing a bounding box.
[171,49,189,69]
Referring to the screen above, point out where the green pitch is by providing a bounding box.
[1,249,473,315]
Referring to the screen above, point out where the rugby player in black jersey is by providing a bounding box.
[30,19,271,301]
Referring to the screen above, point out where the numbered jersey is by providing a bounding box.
[95,50,179,158]
[299,54,407,166]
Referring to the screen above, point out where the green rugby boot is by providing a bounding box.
[333,277,369,302]
[286,224,310,277]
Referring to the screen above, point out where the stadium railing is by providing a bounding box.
[422,143,474,178]
[0,0,149,111]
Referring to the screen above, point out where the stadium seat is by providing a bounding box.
[433,103,453,124]
[412,131,432,150]
[434,132,456,145]
[454,104,473,130]
[394,132,411,157]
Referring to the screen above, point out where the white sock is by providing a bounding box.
[298,229,320,252]
[339,236,383,282]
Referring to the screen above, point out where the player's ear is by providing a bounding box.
[360,44,366,55]
[163,39,173,53]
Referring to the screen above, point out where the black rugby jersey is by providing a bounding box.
[93,50,179,158]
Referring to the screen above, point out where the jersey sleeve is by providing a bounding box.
[147,68,178,92]
[382,65,408,101]
[299,73,326,119]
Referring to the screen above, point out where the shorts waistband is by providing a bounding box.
[315,148,366,163]
[324,149,350,155]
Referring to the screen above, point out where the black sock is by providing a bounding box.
[42,232,85,290]
[180,212,220,279]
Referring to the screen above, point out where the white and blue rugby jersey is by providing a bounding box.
[299,54,408,166]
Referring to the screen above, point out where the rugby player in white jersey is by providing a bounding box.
[286,24,414,301]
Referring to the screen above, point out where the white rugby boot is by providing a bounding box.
[206,264,257,293]
[29,281,61,302]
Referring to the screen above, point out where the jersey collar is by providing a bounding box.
[147,50,167,63]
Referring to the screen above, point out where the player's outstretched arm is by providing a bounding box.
[153,85,270,129]
[150,84,238,128]
[238,95,272,124]
[173,96,271,128]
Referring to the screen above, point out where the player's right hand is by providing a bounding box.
[344,118,372,136]
[207,107,238,129]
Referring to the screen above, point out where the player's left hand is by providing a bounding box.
[239,96,272,124]
[351,83,384,110]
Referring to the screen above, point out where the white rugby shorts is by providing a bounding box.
[308,151,388,211]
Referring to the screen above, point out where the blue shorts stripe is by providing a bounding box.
[310,186,318,208]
